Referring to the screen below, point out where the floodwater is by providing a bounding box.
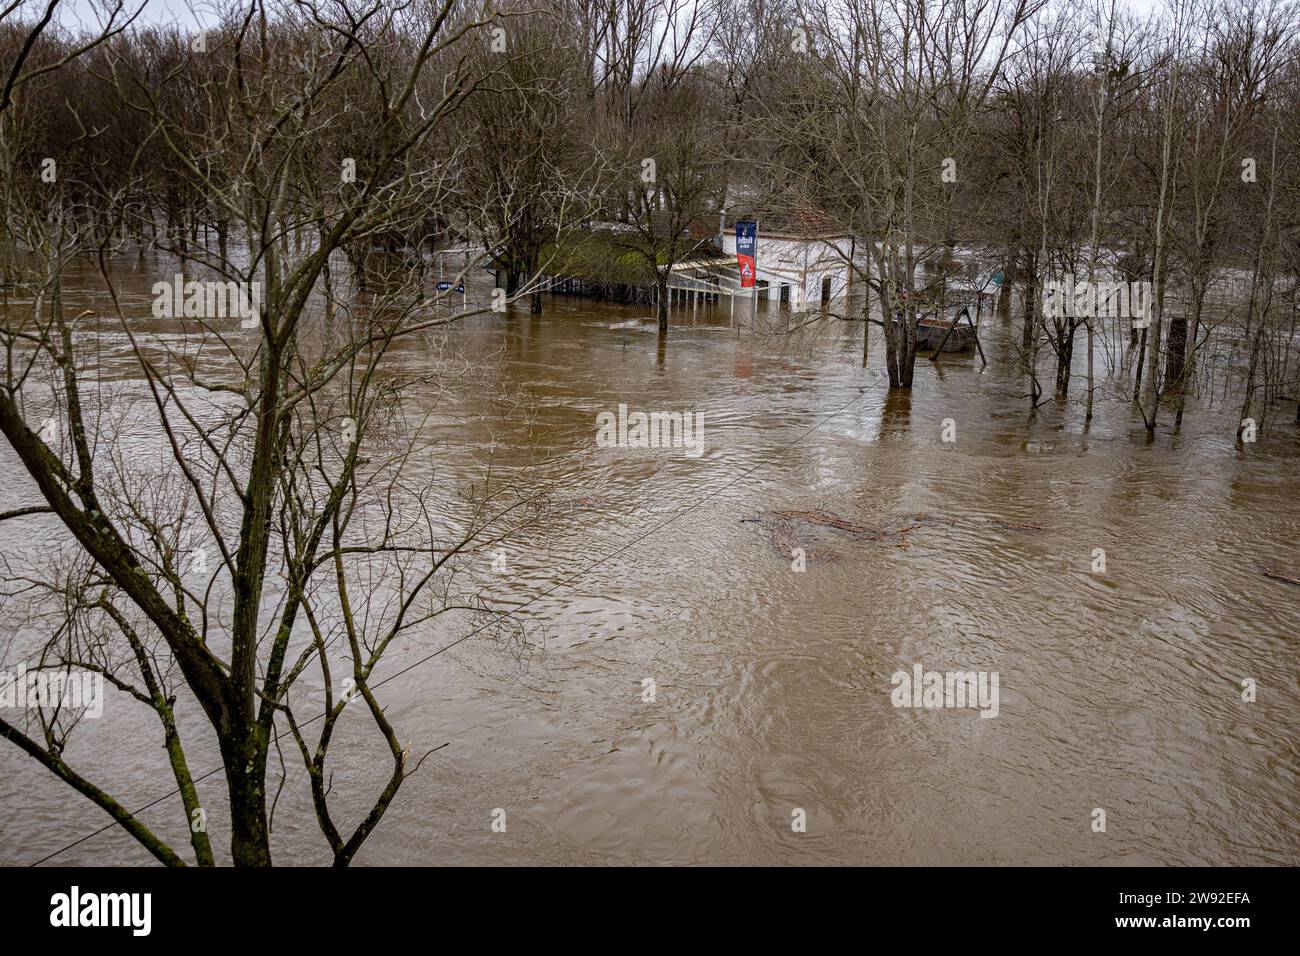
[1,258,1298,866]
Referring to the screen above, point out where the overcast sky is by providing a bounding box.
[51,0,210,31]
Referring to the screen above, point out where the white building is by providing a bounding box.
[717,213,855,308]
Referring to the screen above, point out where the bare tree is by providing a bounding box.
[0,0,546,867]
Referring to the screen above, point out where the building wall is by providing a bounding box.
[720,232,853,305]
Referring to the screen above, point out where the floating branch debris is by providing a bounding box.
[1262,565,1300,586]
[741,509,943,561]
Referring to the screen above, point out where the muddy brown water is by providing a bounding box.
[1,259,1298,865]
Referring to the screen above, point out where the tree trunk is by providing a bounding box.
[880,287,901,388]
[1165,317,1187,392]
[861,284,871,368]
[1133,326,1149,399]
[900,307,917,388]
[1021,271,1037,354]
[1085,321,1095,421]
[657,275,669,332]
[220,721,272,867]
[1055,324,1075,398]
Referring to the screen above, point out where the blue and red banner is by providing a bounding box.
[735,221,757,289]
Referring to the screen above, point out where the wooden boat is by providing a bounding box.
[916,311,976,352]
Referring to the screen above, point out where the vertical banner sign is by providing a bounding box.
[736,221,757,289]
